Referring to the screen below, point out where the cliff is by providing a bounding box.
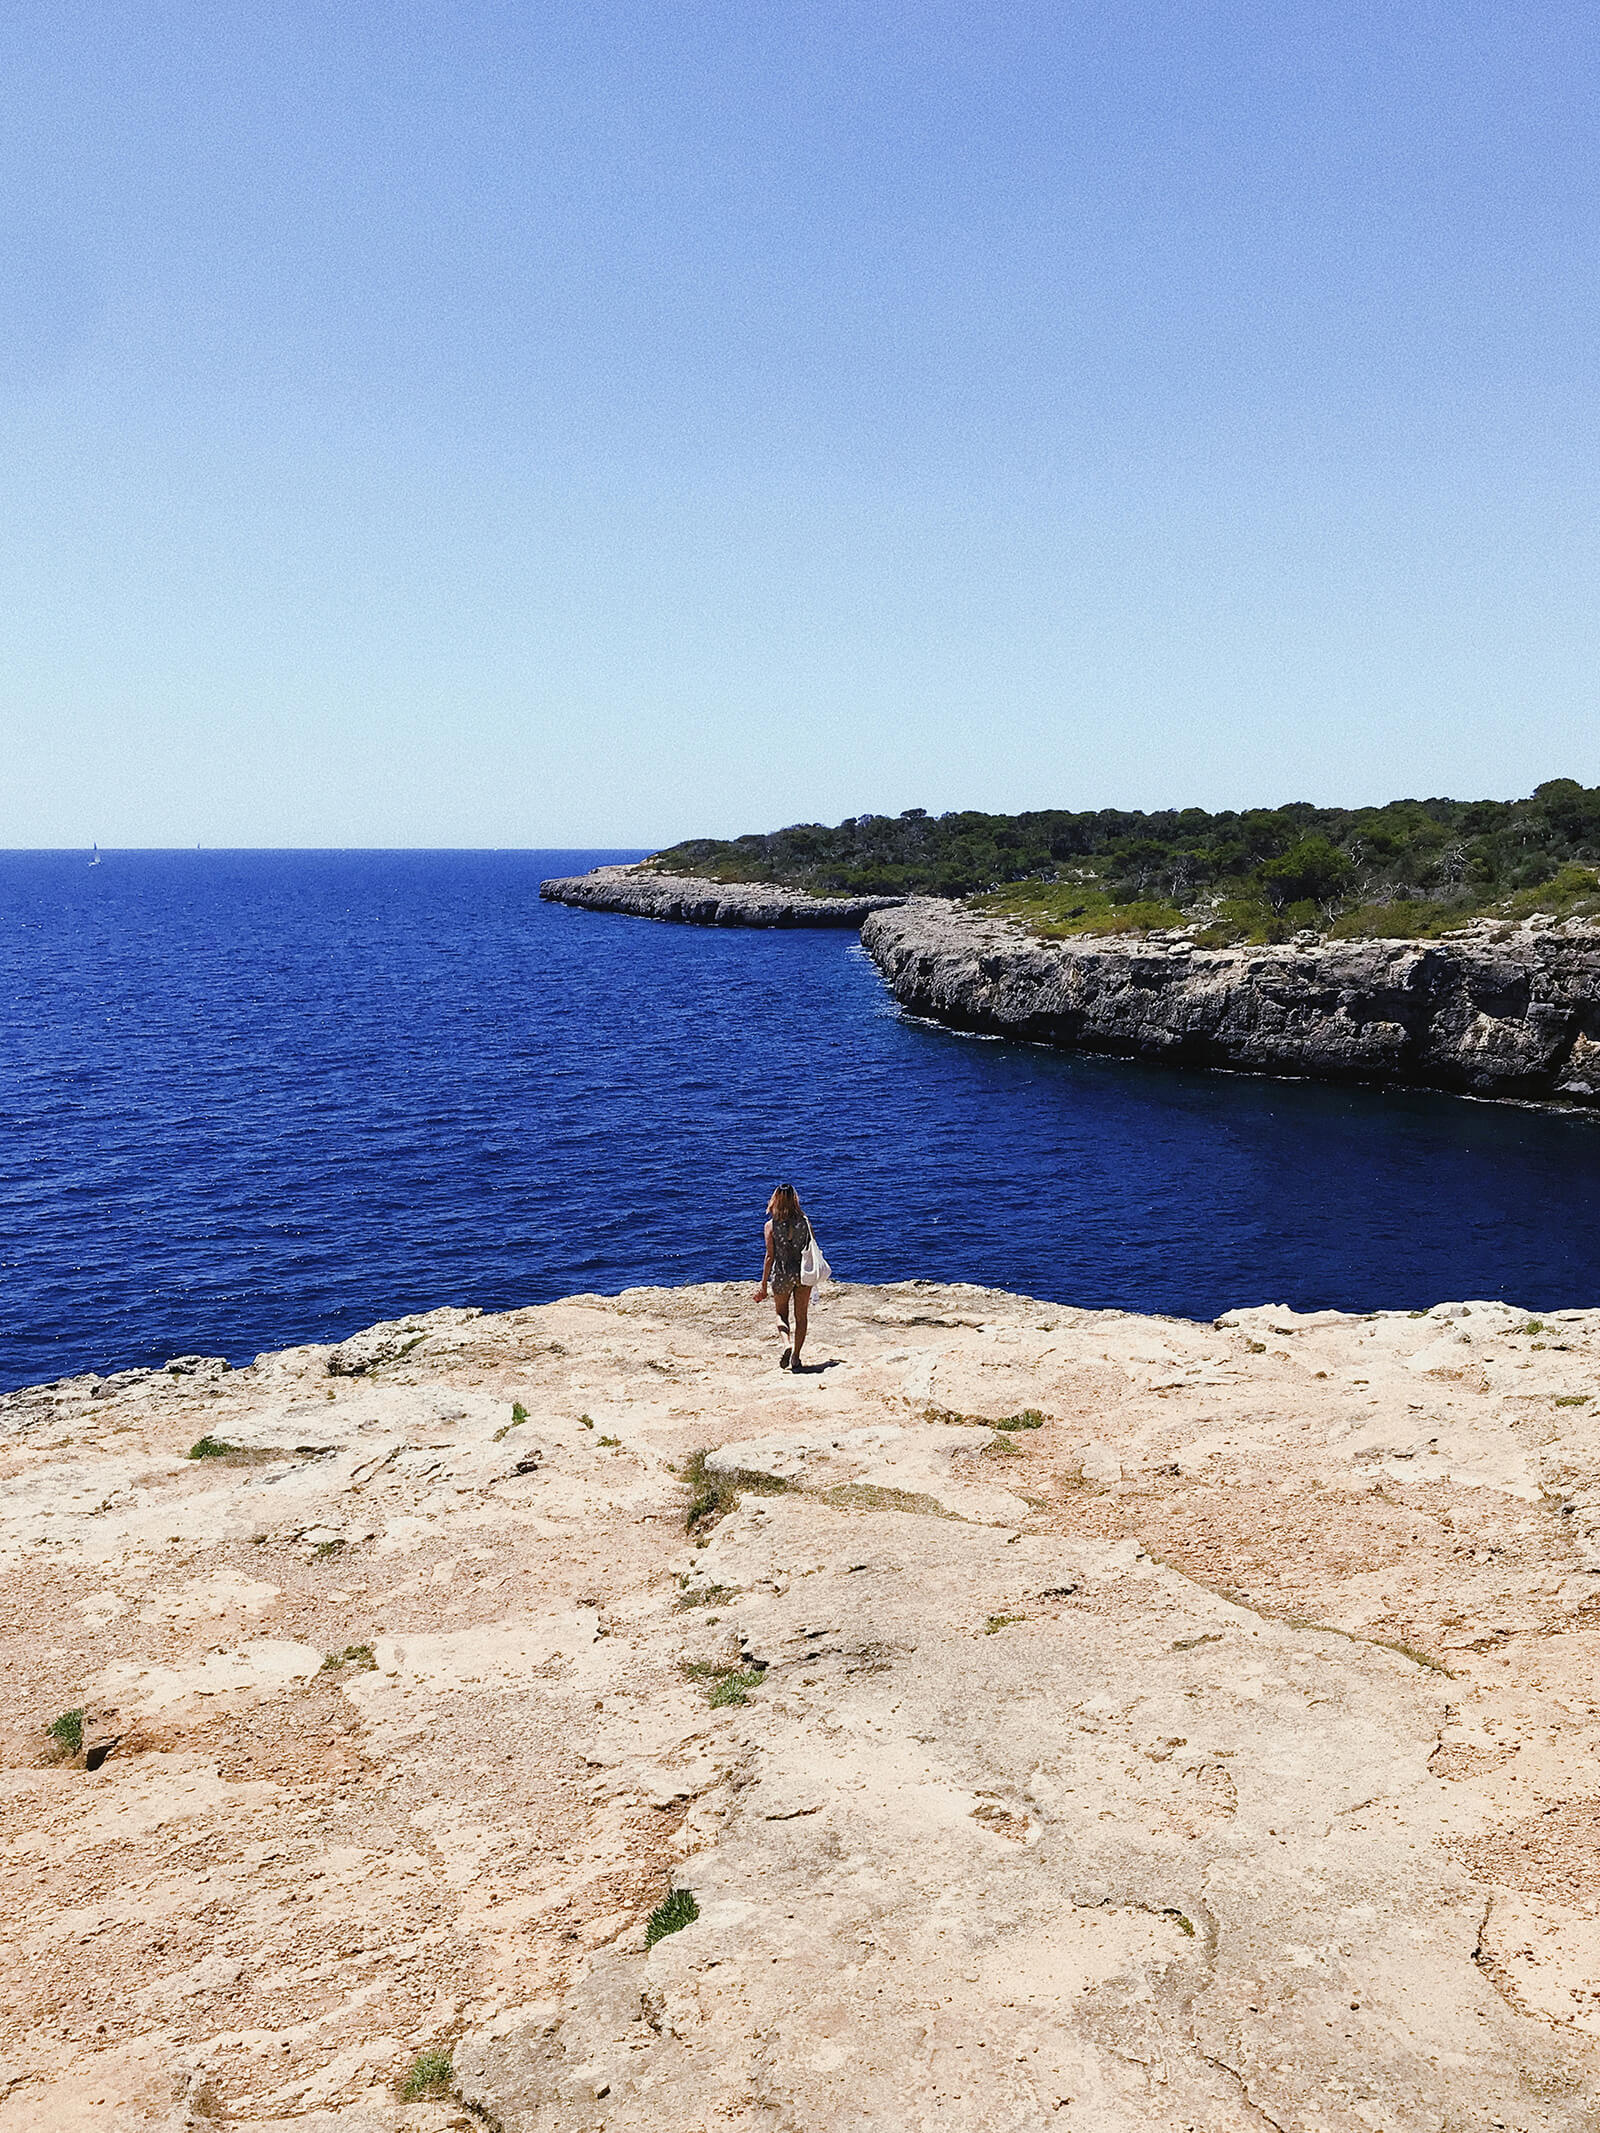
[6,1280,1600,2128]
[862,898,1600,1105]
[541,864,906,928]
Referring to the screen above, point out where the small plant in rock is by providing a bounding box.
[598,1434,620,1447]
[494,1401,531,1441]
[993,1409,1045,1431]
[48,1707,84,1758]
[1521,1320,1546,1335]
[645,1887,700,1948]
[320,1644,377,1673]
[579,1413,595,1429]
[676,1583,738,1610]
[1555,1395,1590,1407]
[400,2049,454,2100]
[708,1667,764,1708]
[984,1614,1025,1635]
[187,1435,236,1460]
[683,1659,766,1707]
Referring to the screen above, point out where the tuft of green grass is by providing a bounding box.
[677,1583,737,1610]
[1555,1394,1590,1407]
[1521,1320,1546,1335]
[682,1448,791,1533]
[1166,1910,1197,1938]
[400,2049,454,2101]
[579,1413,595,1429]
[319,1644,377,1673]
[993,1409,1046,1431]
[984,1614,1025,1635]
[187,1435,234,1459]
[645,1886,700,1948]
[313,1539,345,1559]
[708,1667,764,1708]
[683,1659,766,1707]
[48,1707,84,1758]
[598,1434,620,1447]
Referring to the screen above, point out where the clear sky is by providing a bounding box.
[4,2,1597,848]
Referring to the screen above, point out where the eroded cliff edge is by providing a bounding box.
[542,864,906,928]
[863,897,1600,1106]
[5,1281,1600,2130]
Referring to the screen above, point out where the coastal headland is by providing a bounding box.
[540,865,906,928]
[5,1280,1600,2128]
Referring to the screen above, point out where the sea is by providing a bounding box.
[3,847,1599,1393]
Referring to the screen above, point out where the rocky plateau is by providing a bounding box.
[5,1280,1600,2130]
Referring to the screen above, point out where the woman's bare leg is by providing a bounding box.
[774,1289,792,1364]
[791,1285,810,1366]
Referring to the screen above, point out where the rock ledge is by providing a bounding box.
[542,864,906,928]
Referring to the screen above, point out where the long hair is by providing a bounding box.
[767,1182,802,1221]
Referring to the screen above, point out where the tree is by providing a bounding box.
[1260,836,1353,907]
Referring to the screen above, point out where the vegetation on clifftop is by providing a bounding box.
[651,782,1600,942]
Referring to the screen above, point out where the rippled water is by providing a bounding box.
[3,848,1599,1390]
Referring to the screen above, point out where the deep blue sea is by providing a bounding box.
[3,848,1600,1392]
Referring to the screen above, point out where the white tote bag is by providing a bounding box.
[800,1229,831,1288]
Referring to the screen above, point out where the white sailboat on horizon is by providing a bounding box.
[89,842,101,866]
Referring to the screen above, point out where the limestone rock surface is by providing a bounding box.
[862,899,1600,1104]
[540,865,906,928]
[4,1282,1600,2128]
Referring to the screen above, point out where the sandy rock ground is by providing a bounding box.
[3,1281,1600,2131]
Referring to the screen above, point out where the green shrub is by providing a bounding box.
[48,1707,84,1757]
[187,1436,234,1460]
[993,1409,1045,1431]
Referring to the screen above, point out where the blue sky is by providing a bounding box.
[4,2,1597,847]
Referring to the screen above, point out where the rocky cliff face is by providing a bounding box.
[542,865,906,928]
[862,899,1600,1105]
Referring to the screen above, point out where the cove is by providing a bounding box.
[3,847,1599,1392]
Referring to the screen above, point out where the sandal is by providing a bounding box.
[778,1346,791,1370]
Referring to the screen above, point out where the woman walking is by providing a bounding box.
[754,1182,822,1372]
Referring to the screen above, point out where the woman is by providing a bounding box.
[753,1182,814,1372]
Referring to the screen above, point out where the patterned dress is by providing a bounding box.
[769,1212,812,1297]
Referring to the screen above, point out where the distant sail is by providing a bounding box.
[89,842,101,866]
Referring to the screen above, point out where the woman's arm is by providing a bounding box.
[754,1219,775,1300]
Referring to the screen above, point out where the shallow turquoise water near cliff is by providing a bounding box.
[3,848,1600,1391]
